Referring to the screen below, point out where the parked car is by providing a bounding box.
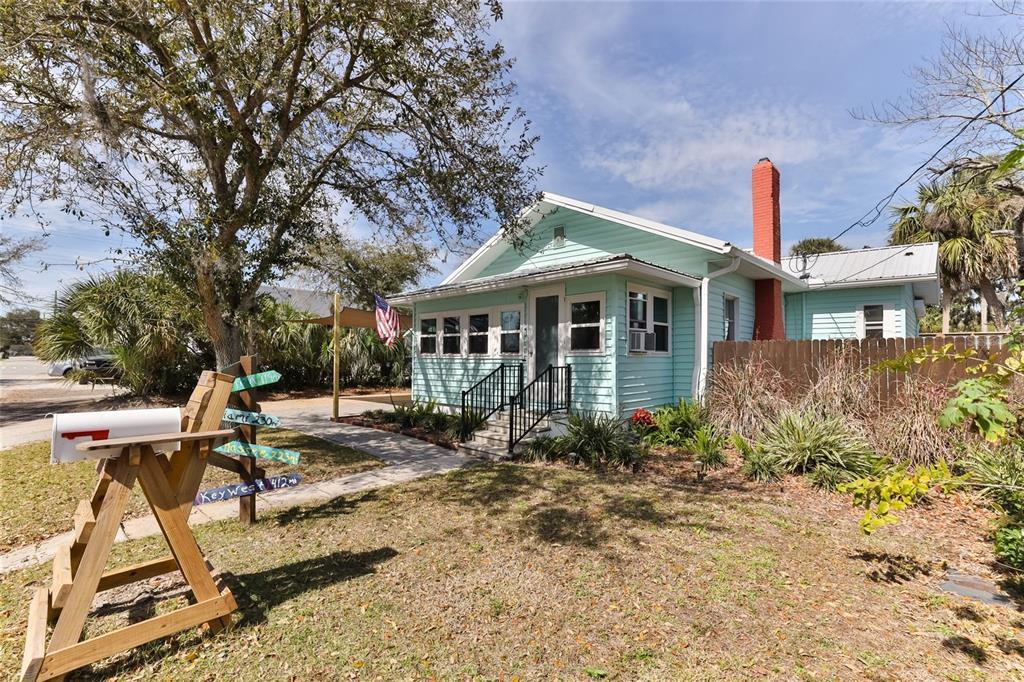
[48,352,116,378]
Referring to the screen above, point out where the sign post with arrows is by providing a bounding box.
[199,356,301,525]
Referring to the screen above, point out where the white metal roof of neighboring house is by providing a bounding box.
[258,285,335,316]
[779,242,940,287]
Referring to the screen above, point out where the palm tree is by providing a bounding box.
[890,172,1019,332]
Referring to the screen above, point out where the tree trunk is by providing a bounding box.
[977,277,1006,331]
[195,257,245,369]
[941,285,952,335]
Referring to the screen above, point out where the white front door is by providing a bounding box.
[527,285,565,380]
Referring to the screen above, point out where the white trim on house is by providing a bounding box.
[564,291,607,358]
[693,257,741,400]
[855,303,897,339]
[625,281,672,356]
[527,284,566,380]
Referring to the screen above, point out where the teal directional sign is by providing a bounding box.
[231,370,282,392]
[222,408,282,428]
[215,440,300,465]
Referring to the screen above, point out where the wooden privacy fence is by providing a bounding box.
[712,335,1009,404]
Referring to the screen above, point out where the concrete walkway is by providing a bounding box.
[0,416,475,574]
[0,393,403,450]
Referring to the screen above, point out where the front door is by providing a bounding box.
[534,294,560,376]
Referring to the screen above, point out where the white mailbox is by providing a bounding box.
[51,408,183,464]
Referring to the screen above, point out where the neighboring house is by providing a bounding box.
[391,158,940,420]
[258,285,336,317]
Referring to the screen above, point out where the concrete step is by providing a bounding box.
[458,441,512,461]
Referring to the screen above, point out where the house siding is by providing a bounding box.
[476,211,711,280]
[565,276,617,415]
[614,276,690,415]
[412,289,526,409]
[782,286,914,340]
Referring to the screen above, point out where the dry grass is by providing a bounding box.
[1,455,1021,680]
[0,429,382,549]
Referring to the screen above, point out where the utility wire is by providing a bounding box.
[830,69,1024,243]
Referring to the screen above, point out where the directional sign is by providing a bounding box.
[194,473,302,506]
[231,370,282,393]
[222,408,281,428]
[214,440,301,465]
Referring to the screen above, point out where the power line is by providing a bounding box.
[830,69,1024,243]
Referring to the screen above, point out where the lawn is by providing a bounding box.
[1,454,1022,680]
[0,429,383,550]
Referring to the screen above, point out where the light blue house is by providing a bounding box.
[391,159,939,452]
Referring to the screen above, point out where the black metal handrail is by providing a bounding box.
[460,363,523,440]
[507,364,571,453]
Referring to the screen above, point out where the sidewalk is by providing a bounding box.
[0,417,476,574]
[0,394,398,450]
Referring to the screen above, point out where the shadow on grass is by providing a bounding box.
[942,635,988,664]
[850,550,934,583]
[273,489,380,526]
[224,546,398,627]
[80,547,398,680]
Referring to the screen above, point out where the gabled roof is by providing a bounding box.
[442,192,733,285]
[391,254,702,304]
[442,191,809,290]
[780,243,940,288]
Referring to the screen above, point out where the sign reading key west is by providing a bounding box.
[194,473,302,506]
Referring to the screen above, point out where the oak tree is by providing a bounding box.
[0,0,539,365]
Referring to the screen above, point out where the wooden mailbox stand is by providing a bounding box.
[20,370,240,682]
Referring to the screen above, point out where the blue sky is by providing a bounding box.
[3,1,1017,312]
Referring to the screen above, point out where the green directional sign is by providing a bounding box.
[231,370,281,392]
[215,440,300,465]
[222,408,282,428]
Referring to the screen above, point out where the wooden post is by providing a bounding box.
[237,355,258,526]
[333,292,341,421]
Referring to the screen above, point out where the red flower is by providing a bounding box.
[631,408,655,428]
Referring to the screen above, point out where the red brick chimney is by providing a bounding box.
[751,158,785,340]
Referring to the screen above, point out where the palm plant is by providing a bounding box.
[890,172,1019,331]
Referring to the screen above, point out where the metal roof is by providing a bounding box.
[257,285,336,316]
[393,253,702,303]
[780,243,939,287]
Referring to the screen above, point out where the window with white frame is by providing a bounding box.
[863,304,884,339]
[653,295,669,351]
[419,317,437,354]
[499,310,521,354]
[468,313,489,354]
[442,316,461,354]
[627,285,670,353]
[723,296,738,341]
[568,295,603,352]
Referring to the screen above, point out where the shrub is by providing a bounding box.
[733,433,782,483]
[758,411,878,485]
[559,412,643,470]
[864,377,965,465]
[687,424,727,469]
[963,445,1024,517]
[644,399,707,447]
[706,361,790,438]
[521,435,563,463]
[797,351,874,421]
[994,526,1024,570]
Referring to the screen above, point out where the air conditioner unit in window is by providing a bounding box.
[629,330,656,352]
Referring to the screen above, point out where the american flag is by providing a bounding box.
[373,293,400,347]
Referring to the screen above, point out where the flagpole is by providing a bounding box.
[332,291,340,420]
